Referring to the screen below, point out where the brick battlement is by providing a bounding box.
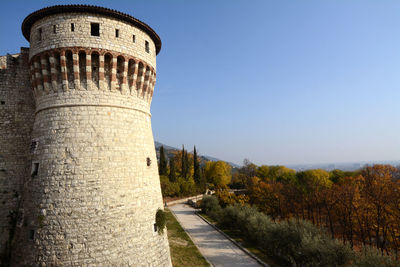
[30,47,156,104]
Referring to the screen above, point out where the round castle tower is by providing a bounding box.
[12,5,171,266]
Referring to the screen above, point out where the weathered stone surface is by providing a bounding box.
[0,49,35,264]
[28,12,157,69]
[0,5,171,266]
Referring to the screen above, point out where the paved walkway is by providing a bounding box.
[169,203,262,267]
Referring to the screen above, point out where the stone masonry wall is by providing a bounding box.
[29,13,157,69]
[9,8,172,267]
[12,92,171,265]
[0,49,35,264]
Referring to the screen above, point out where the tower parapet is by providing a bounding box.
[24,5,159,108]
[30,47,156,115]
[11,5,171,266]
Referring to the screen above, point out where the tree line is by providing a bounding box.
[158,146,400,258]
[201,195,398,267]
[158,145,232,198]
[216,160,400,258]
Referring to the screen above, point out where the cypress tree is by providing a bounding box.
[193,146,201,184]
[184,150,188,179]
[181,145,185,177]
[159,146,168,176]
[169,158,176,182]
[184,150,190,180]
[200,166,207,192]
[181,145,188,179]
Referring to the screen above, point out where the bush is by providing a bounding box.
[221,204,273,244]
[201,195,223,221]
[202,197,381,267]
[208,205,223,222]
[219,202,354,266]
[201,195,219,213]
[245,211,273,245]
[262,219,303,265]
[220,204,239,228]
[352,247,398,267]
[261,218,354,266]
[155,209,167,234]
[160,175,202,198]
[160,175,180,197]
[234,205,262,241]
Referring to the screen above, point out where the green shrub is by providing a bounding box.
[155,209,167,234]
[234,205,262,241]
[201,195,223,221]
[352,247,398,267]
[160,175,201,197]
[178,178,194,196]
[299,227,354,266]
[262,219,303,265]
[261,218,354,266]
[220,204,239,228]
[201,195,220,213]
[245,211,273,244]
[203,198,366,267]
[208,205,223,221]
[160,175,180,197]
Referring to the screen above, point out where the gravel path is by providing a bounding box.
[169,203,262,267]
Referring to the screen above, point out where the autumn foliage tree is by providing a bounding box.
[204,161,232,187]
[160,145,216,198]
[243,163,400,257]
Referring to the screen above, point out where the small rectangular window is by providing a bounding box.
[132,34,136,43]
[91,23,100,36]
[31,162,39,178]
[147,157,151,166]
[71,23,74,32]
[145,41,150,53]
[38,28,42,41]
[1,101,5,105]
[29,230,35,240]
[30,140,38,154]
[53,25,57,34]
[115,29,119,38]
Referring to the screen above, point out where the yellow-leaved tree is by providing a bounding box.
[204,161,232,187]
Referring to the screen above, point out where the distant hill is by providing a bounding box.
[155,142,399,171]
[154,141,240,168]
[287,160,400,172]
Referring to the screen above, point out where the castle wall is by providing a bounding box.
[12,91,170,266]
[0,49,35,263]
[9,7,171,266]
[29,13,157,69]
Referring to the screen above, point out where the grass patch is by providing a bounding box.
[165,209,209,267]
[199,212,279,267]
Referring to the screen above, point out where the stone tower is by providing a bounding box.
[9,5,171,266]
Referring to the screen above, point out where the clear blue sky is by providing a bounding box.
[1,0,400,166]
